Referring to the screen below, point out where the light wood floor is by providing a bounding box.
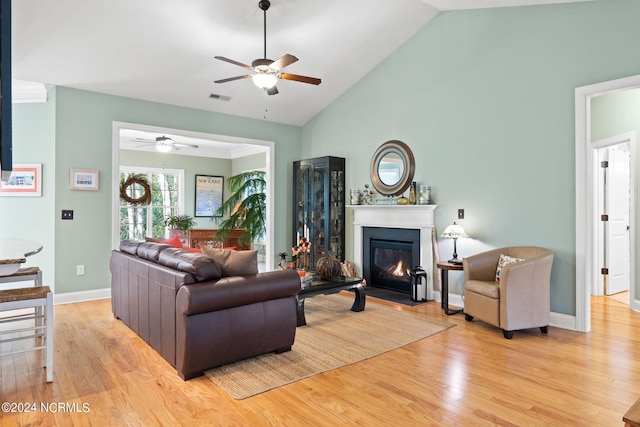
[1,294,639,426]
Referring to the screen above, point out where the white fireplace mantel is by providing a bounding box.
[349,204,437,301]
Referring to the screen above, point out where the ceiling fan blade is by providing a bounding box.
[173,143,200,149]
[214,56,254,70]
[278,73,321,85]
[214,75,253,84]
[267,86,279,96]
[270,54,298,71]
[132,138,154,143]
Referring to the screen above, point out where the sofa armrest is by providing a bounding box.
[176,269,301,316]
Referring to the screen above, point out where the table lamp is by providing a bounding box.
[441,221,469,264]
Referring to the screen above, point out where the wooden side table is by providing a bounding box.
[437,260,464,315]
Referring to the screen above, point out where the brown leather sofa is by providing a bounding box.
[462,246,554,339]
[110,240,301,380]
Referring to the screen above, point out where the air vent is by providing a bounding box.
[209,93,231,102]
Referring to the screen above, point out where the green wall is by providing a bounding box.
[591,88,640,299]
[7,86,300,294]
[232,152,267,175]
[301,0,640,315]
[0,90,56,285]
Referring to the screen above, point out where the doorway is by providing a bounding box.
[576,75,640,332]
[110,121,276,271]
[593,135,634,303]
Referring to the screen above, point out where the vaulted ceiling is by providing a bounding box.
[12,0,591,126]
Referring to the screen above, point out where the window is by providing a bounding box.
[119,167,184,241]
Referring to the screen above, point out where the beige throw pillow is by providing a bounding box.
[495,253,523,282]
[201,246,259,277]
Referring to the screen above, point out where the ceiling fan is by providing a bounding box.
[214,0,321,95]
[132,136,199,153]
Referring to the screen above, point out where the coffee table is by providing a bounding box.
[296,276,365,326]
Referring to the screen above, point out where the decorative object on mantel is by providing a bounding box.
[120,174,151,205]
[397,195,409,205]
[350,189,361,205]
[315,256,342,280]
[441,221,469,264]
[409,181,417,204]
[360,184,375,205]
[419,185,431,204]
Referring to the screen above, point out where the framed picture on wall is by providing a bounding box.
[0,163,42,197]
[69,169,99,191]
[195,174,224,217]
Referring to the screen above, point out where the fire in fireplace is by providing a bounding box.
[363,227,420,294]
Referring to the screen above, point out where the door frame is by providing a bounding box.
[576,75,640,332]
[111,121,276,271]
[591,133,636,299]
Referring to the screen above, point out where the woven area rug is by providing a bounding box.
[205,293,454,399]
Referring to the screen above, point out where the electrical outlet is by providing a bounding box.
[76,265,85,276]
[458,209,465,220]
[62,210,74,220]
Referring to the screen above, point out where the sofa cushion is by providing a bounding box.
[160,235,184,249]
[495,253,523,282]
[158,247,221,282]
[120,239,142,255]
[201,246,258,277]
[137,242,173,262]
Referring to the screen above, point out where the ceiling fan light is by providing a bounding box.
[252,73,277,89]
[155,142,173,153]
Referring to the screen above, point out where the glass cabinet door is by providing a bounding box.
[293,156,345,269]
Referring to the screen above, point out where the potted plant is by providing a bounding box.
[214,171,266,246]
[164,214,196,245]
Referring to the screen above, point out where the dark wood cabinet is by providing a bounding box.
[293,156,345,267]
[168,229,251,250]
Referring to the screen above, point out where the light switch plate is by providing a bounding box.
[458,209,464,219]
[62,210,74,220]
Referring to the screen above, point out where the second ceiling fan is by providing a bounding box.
[214,0,321,95]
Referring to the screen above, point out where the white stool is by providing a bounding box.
[0,286,53,382]
[0,267,44,327]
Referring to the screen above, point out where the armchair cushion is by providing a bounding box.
[495,253,523,281]
[465,280,499,299]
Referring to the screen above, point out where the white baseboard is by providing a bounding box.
[438,291,578,331]
[53,288,111,305]
[549,311,577,331]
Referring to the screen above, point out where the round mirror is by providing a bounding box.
[370,140,415,196]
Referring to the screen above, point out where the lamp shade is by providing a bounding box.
[441,222,468,239]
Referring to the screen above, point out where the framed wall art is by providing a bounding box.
[70,168,99,191]
[195,174,224,217]
[0,163,42,197]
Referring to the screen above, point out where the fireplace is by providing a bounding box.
[349,205,437,301]
[364,227,420,293]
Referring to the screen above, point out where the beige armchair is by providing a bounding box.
[462,246,554,339]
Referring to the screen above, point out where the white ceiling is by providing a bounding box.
[12,0,591,131]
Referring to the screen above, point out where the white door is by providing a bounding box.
[605,145,631,295]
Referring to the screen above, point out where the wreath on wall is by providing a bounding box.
[119,174,152,206]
